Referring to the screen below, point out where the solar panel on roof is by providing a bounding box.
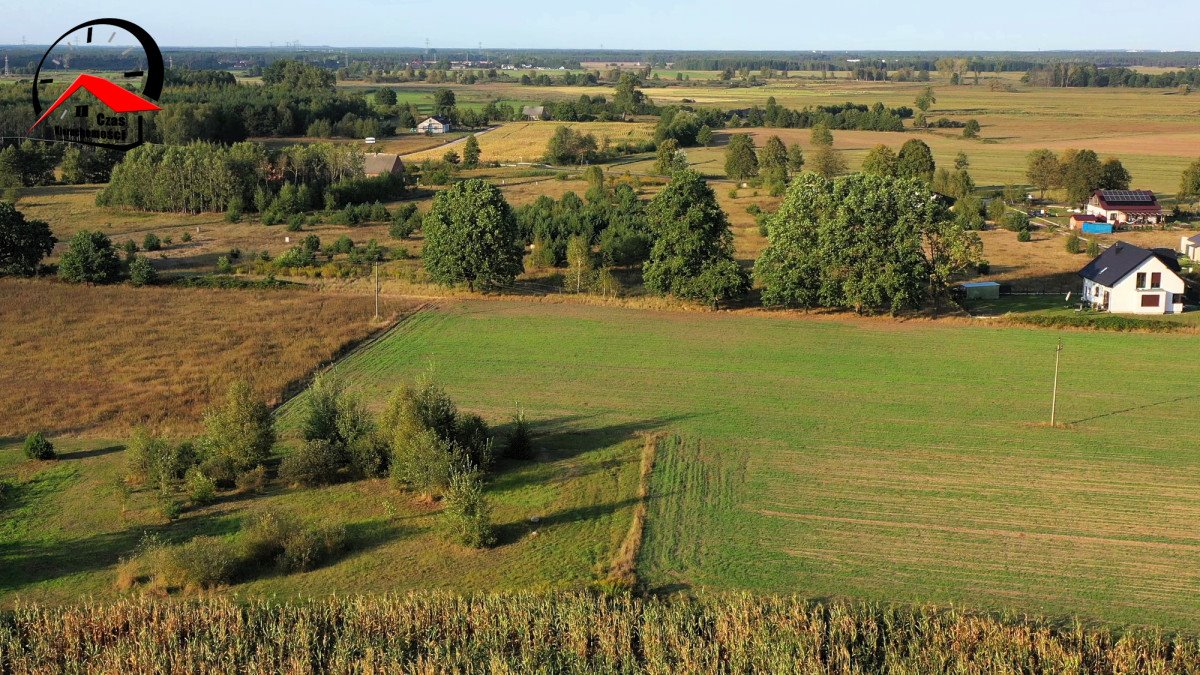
[1100,190,1154,204]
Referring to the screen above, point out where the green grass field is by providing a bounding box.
[5,297,1200,627]
[296,300,1200,629]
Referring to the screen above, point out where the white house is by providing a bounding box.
[1085,189,1164,226]
[416,116,452,134]
[1079,241,1186,314]
[1180,234,1200,261]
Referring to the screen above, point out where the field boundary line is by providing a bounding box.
[272,301,436,417]
[607,432,663,588]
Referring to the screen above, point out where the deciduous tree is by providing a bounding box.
[422,179,524,291]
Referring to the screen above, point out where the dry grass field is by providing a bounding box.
[402,121,656,163]
[0,279,399,437]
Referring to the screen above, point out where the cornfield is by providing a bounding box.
[2,592,1198,673]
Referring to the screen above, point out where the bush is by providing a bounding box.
[1001,211,1029,232]
[181,232,192,243]
[1086,240,1101,257]
[165,536,238,588]
[143,233,162,251]
[22,432,55,460]
[286,215,304,232]
[1017,229,1031,242]
[443,469,496,548]
[199,454,238,488]
[185,468,217,505]
[128,256,157,286]
[347,438,390,479]
[57,230,122,284]
[235,465,269,493]
[279,439,345,487]
[201,381,276,470]
[506,410,533,460]
[1066,233,1083,254]
[390,429,460,497]
[242,511,344,573]
[216,256,233,274]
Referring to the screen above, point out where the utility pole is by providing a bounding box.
[1050,339,1063,426]
[373,262,380,321]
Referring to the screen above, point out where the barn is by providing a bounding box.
[363,153,403,177]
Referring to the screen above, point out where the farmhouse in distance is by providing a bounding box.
[417,116,452,134]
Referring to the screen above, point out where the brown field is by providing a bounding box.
[402,121,656,163]
[0,279,402,437]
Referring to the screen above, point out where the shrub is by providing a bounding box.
[1001,211,1029,232]
[22,432,55,460]
[1086,240,1101,257]
[280,439,345,487]
[242,511,345,573]
[143,233,162,251]
[390,428,460,497]
[181,232,192,243]
[286,215,304,232]
[1017,229,1031,242]
[201,381,276,470]
[1066,233,1083,254]
[235,465,269,493]
[185,468,217,505]
[347,438,390,479]
[506,409,533,460]
[216,256,233,274]
[443,469,496,548]
[165,536,238,589]
[199,454,238,487]
[128,256,157,287]
[57,230,122,284]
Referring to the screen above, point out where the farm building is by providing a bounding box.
[1085,190,1164,226]
[1079,241,1185,314]
[1180,234,1200,261]
[417,116,452,134]
[1069,214,1103,230]
[362,153,403,177]
[961,281,1000,300]
[521,105,545,120]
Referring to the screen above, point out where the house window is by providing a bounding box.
[1151,272,1161,288]
[1136,273,1146,289]
[1141,294,1161,308]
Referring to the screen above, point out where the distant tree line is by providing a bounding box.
[1023,64,1200,89]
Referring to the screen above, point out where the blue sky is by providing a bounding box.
[2,0,1196,51]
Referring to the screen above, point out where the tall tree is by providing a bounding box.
[422,179,524,291]
[786,144,805,173]
[761,136,789,174]
[897,139,936,183]
[755,173,980,314]
[861,145,899,178]
[1099,157,1131,190]
[723,134,759,180]
[1025,149,1061,198]
[462,135,481,168]
[433,89,456,117]
[915,87,936,113]
[643,171,748,306]
[1180,158,1200,204]
[202,380,276,470]
[1060,149,1103,204]
[0,201,55,277]
[810,124,834,147]
[655,138,681,175]
[809,145,848,179]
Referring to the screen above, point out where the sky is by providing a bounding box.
[1,0,1197,51]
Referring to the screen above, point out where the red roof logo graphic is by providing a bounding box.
[28,73,161,132]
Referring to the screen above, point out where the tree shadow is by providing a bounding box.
[494,412,695,464]
[60,445,123,460]
[493,497,641,546]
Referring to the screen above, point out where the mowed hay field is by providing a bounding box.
[402,121,656,163]
[0,279,394,436]
[316,300,1200,629]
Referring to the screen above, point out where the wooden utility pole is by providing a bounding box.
[1050,339,1063,426]
[373,262,380,321]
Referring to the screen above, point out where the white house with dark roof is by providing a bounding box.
[1180,234,1200,262]
[1079,241,1185,314]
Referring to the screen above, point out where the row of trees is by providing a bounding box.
[1025,149,1132,204]
[419,165,981,314]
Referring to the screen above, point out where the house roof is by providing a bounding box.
[1070,213,1103,222]
[419,116,450,125]
[363,153,402,175]
[1078,241,1182,287]
[1186,233,1200,245]
[1092,189,1162,213]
